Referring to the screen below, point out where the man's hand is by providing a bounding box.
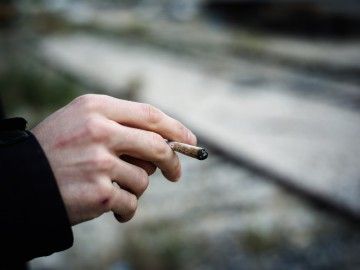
[32,94,197,225]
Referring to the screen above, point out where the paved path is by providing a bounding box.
[65,9,360,76]
[40,34,360,218]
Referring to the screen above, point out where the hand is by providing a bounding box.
[32,94,197,225]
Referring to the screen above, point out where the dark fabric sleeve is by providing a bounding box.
[0,118,73,265]
[0,97,4,120]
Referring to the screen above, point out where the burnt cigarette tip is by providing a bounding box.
[197,148,208,160]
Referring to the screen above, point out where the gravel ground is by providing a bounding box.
[31,154,360,270]
[3,9,359,270]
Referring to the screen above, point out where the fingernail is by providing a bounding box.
[189,131,197,145]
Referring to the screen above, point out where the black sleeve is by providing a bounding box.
[0,118,73,265]
[0,98,4,120]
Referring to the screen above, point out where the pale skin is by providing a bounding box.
[32,94,197,225]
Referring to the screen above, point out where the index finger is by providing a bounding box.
[82,95,197,145]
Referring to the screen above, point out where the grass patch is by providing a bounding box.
[0,54,83,126]
[241,229,283,254]
[120,221,208,270]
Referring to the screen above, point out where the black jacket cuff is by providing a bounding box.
[0,118,73,263]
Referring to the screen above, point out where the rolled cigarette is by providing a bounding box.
[167,141,208,160]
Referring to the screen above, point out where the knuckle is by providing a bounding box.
[150,133,168,160]
[143,103,162,126]
[136,169,149,194]
[73,94,100,112]
[83,117,109,142]
[90,150,115,172]
[113,192,138,223]
[96,182,114,212]
[127,194,138,214]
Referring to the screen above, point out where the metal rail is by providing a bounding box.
[198,134,360,227]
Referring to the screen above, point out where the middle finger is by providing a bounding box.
[110,124,181,181]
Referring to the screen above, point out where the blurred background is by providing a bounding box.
[1,0,360,269]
